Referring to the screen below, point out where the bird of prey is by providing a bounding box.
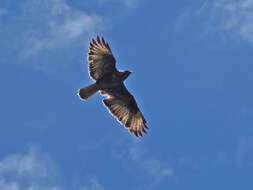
[78,35,148,137]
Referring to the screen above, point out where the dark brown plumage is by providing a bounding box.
[78,35,148,137]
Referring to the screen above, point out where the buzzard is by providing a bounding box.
[78,35,148,137]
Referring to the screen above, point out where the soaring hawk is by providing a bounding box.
[78,35,148,137]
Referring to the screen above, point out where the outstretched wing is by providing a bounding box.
[88,35,116,81]
[102,85,148,137]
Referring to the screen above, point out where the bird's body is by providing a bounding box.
[97,70,131,90]
[78,35,148,137]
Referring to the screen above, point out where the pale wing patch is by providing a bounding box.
[103,98,148,137]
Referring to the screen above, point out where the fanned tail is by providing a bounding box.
[78,83,99,101]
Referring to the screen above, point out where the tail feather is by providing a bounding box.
[78,83,98,101]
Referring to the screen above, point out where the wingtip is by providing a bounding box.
[101,36,106,46]
[142,128,147,134]
[96,34,101,43]
[106,42,111,51]
[144,124,149,129]
[89,42,94,48]
[133,131,139,137]
[92,38,97,46]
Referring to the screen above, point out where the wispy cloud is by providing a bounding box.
[80,178,105,190]
[176,0,253,44]
[0,150,48,178]
[96,0,137,8]
[0,178,61,190]
[112,139,173,187]
[207,0,253,43]
[128,143,173,179]
[0,148,61,190]
[0,179,19,190]
[21,0,102,56]
[122,0,137,7]
[1,0,138,72]
[0,147,106,190]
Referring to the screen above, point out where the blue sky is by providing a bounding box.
[1,0,253,189]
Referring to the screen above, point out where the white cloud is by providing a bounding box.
[201,0,253,43]
[0,179,62,190]
[0,179,19,190]
[0,150,47,178]
[96,0,137,7]
[22,0,102,56]
[112,139,173,182]
[0,148,105,190]
[128,142,173,180]
[0,148,62,190]
[122,0,137,7]
[141,158,174,179]
[175,0,253,44]
[81,178,104,190]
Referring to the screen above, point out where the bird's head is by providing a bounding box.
[120,70,132,81]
